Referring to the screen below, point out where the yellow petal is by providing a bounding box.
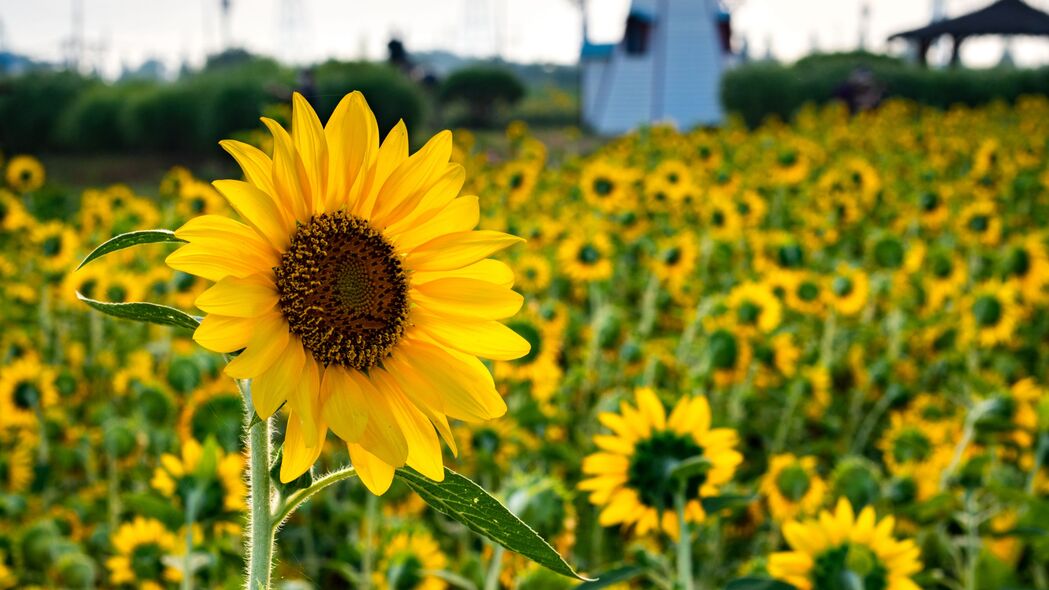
[371,131,453,227]
[405,231,524,272]
[635,387,667,431]
[384,165,468,240]
[251,337,305,418]
[324,92,377,210]
[411,259,514,289]
[348,371,409,467]
[321,366,369,443]
[389,192,476,252]
[174,214,277,259]
[211,179,292,249]
[286,353,322,448]
[348,442,395,495]
[279,409,326,483]
[355,120,408,218]
[194,273,277,317]
[413,277,523,320]
[396,339,506,421]
[166,244,272,282]
[261,117,310,222]
[412,310,530,361]
[373,369,444,482]
[193,314,254,353]
[224,313,290,379]
[291,92,328,214]
[219,139,275,196]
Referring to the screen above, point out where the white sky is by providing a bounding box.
[3,0,1049,77]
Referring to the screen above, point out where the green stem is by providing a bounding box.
[182,489,201,590]
[674,488,694,590]
[270,466,359,532]
[243,381,275,590]
[361,493,378,590]
[483,544,505,590]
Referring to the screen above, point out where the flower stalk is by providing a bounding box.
[243,380,275,590]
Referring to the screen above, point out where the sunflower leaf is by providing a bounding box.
[575,565,644,588]
[725,578,798,590]
[77,292,201,330]
[397,466,590,581]
[700,494,754,514]
[77,229,186,270]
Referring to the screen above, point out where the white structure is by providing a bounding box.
[581,0,727,135]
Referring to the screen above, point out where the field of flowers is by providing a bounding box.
[0,95,1047,590]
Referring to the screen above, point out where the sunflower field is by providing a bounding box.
[0,93,1048,590]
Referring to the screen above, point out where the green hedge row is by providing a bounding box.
[0,58,426,154]
[722,53,1049,127]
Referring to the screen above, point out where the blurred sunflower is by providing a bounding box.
[0,356,57,429]
[0,190,29,231]
[150,438,246,524]
[760,454,826,523]
[557,233,613,283]
[955,200,1001,247]
[726,281,783,335]
[959,281,1021,347]
[105,517,182,589]
[826,266,869,316]
[579,160,636,214]
[31,221,80,276]
[5,155,45,193]
[579,388,742,538]
[167,92,528,494]
[514,252,552,294]
[650,234,698,287]
[0,432,34,493]
[768,499,922,590]
[372,530,448,590]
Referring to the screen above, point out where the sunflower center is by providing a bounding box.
[709,329,739,370]
[920,191,940,211]
[627,430,705,509]
[13,381,39,410]
[931,255,953,277]
[777,245,804,268]
[812,544,888,590]
[275,211,409,370]
[737,301,761,325]
[130,543,164,581]
[1005,248,1031,277]
[832,276,854,297]
[577,244,601,265]
[798,282,820,301]
[776,464,811,502]
[892,428,932,464]
[663,247,682,266]
[192,395,245,452]
[42,236,62,257]
[593,178,614,196]
[972,295,1002,327]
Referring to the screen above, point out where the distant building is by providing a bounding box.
[580,0,728,135]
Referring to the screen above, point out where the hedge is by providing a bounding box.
[722,53,1049,127]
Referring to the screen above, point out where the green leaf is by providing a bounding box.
[700,494,754,514]
[397,467,590,581]
[669,456,712,481]
[77,292,200,330]
[575,565,643,588]
[725,577,798,590]
[77,229,185,270]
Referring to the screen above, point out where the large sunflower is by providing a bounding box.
[167,92,529,494]
[768,498,922,590]
[105,517,182,589]
[578,388,742,538]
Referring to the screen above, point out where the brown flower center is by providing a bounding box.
[274,211,409,369]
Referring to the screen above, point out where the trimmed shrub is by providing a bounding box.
[439,66,526,127]
[0,71,93,151]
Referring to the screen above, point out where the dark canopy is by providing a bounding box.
[888,0,1049,65]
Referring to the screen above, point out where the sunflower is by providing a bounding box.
[372,530,448,590]
[151,438,246,530]
[0,356,58,429]
[166,92,528,494]
[1001,234,1049,304]
[826,266,869,316]
[922,249,967,310]
[514,252,552,294]
[579,388,742,538]
[0,431,34,493]
[876,413,955,501]
[959,281,1021,347]
[734,190,768,228]
[176,179,228,220]
[495,302,564,403]
[580,160,636,214]
[644,159,694,207]
[0,189,30,231]
[5,155,45,192]
[783,270,826,316]
[760,454,826,523]
[31,221,80,276]
[768,498,922,590]
[178,379,245,452]
[497,160,540,207]
[105,517,182,589]
[699,199,743,242]
[649,233,698,287]
[955,200,1001,247]
[557,233,613,283]
[725,281,783,335]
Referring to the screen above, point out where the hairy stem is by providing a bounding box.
[243,381,274,590]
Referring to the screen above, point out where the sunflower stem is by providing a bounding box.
[674,487,694,590]
[483,544,505,590]
[270,465,358,532]
[243,380,275,590]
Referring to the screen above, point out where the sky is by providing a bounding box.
[3,0,1049,78]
